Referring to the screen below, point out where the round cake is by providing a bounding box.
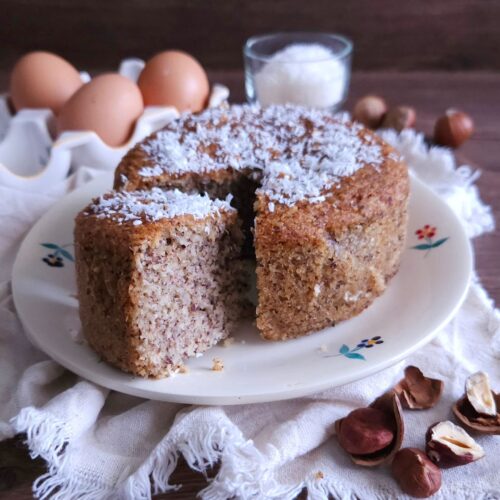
[114,104,409,341]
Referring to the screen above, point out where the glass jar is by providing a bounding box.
[244,32,352,111]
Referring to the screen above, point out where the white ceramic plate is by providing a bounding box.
[12,172,472,405]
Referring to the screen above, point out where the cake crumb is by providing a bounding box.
[344,290,364,303]
[318,344,328,353]
[179,364,189,374]
[222,337,235,347]
[69,327,85,344]
[314,471,324,480]
[212,358,224,371]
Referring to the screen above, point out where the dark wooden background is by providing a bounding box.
[2,0,500,71]
[1,1,499,498]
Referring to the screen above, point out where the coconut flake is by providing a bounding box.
[83,188,234,225]
[253,44,347,108]
[137,104,384,208]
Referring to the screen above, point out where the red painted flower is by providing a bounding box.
[415,225,437,240]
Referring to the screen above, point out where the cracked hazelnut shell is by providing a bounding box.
[466,371,497,416]
[426,420,485,467]
[392,448,442,498]
[394,365,444,410]
[335,391,404,467]
[453,393,500,435]
[453,371,500,434]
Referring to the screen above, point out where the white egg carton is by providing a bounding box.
[0,58,229,191]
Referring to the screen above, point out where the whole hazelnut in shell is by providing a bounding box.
[392,448,442,498]
[352,95,387,129]
[434,109,474,148]
[381,106,416,132]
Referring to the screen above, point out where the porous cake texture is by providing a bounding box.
[114,104,409,342]
[75,188,247,377]
[254,166,408,340]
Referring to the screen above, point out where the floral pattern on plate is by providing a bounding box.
[411,225,448,256]
[324,336,385,361]
[41,243,74,268]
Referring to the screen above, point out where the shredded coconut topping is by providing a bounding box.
[135,104,384,207]
[83,188,234,224]
[254,44,347,108]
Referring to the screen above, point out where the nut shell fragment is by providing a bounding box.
[335,391,404,467]
[453,393,500,435]
[394,365,444,410]
[453,371,500,434]
[426,420,485,467]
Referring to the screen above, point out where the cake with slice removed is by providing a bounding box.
[114,104,409,341]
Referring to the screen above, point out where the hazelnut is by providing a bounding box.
[453,371,500,434]
[337,407,394,455]
[434,109,474,148]
[335,391,404,466]
[466,371,497,416]
[394,365,444,410]
[426,421,484,467]
[381,106,416,132]
[392,448,442,498]
[352,95,387,129]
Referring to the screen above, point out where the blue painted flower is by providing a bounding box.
[325,336,385,361]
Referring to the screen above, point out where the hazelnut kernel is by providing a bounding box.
[426,421,484,468]
[466,371,497,416]
[337,407,394,455]
[392,448,442,498]
[353,95,388,129]
[434,109,474,148]
[452,371,500,435]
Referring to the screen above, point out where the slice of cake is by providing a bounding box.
[74,188,247,378]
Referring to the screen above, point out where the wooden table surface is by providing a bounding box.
[0,70,499,499]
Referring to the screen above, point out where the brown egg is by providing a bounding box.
[10,51,83,114]
[57,73,144,147]
[138,50,209,112]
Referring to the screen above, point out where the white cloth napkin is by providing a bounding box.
[0,131,499,500]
